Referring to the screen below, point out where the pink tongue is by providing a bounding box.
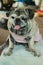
[14,25,20,30]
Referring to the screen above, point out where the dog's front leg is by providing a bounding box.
[28,37,40,57]
[3,36,14,56]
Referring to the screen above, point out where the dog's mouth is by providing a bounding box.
[11,24,28,35]
[14,25,26,31]
[14,25,21,30]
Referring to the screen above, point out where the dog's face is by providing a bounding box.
[8,9,34,35]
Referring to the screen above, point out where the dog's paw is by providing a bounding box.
[34,51,41,57]
[3,49,12,56]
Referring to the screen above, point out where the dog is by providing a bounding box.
[2,7,41,57]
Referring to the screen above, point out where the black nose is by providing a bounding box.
[16,18,20,22]
[15,18,20,25]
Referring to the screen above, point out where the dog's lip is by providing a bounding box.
[14,25,20,30]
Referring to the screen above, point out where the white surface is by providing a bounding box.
[0,36,43,65]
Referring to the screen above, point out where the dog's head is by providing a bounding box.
[8,9,34,35]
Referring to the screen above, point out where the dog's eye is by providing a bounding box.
[11,16,15,19]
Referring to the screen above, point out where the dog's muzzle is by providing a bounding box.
[14,18,21,30]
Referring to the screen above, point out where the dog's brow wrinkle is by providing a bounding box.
[20,19,26,25]
[24,10,28,16]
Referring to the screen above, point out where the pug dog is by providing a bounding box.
[3,8,40,57]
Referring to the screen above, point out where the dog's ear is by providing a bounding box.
[6,12,10,17]
[28,9,34,19]
[6,13,9,17]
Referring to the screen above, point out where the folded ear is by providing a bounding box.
[6,11,10,17]
[6,13,9,17]
[28,9,34,19]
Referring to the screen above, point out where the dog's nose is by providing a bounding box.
[15,18,20,25]
[16,18,20,22]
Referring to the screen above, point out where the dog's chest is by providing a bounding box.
[10,32,29,43]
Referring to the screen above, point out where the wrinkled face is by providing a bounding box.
[9,10,28,34]
[8,9,34,35]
